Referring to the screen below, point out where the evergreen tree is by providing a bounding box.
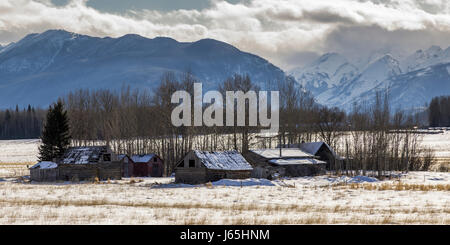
[38,100,71,161]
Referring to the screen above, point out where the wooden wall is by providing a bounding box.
[30,168,58,182]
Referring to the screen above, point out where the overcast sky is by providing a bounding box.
[1,0,450,70]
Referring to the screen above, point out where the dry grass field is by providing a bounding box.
[0,135,449,225]
[0,166,448,224]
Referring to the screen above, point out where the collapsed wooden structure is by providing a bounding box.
[30,146,122,182]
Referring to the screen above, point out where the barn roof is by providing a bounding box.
[249,148,313,159]
[131,154,156,163]
[298,142,338,157]
[117,154,128,160]
[61,146,109,164]
[269,158,326,166]
[30,161,58,169]
[277,142,338,157]
[193,150,253,171]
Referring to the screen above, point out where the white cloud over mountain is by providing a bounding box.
[1,0,450,69]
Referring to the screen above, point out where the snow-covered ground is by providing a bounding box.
[0,171,448,224]
[0,136,448,224]
[0,139,39,163]
[421,130,450,158]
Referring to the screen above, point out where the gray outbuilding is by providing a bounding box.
[175,150,253,184]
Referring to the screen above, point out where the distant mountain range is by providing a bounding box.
[290,46,450,111]
[1,29,449,112]
[0,30,285,108]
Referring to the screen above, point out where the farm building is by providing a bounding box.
[58,146,122,181]
[29,161,58,182]
[279,142,342,170]
[299,142,341,169]
[244,148,326,179]
[131,154,164,177]
[175,150,253,184]
[118,154,134,177]
[29,146,122,182]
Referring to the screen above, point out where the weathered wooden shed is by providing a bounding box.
[298,142,341,169]
[118,154,134,177]
[131,154,164,177]
[58,146,122,181]
[277,142,342,170]
[29,161,58,182]
[175,150,253,184]
[244,148,326,179]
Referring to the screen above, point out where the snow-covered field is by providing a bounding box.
[0,135,449,224]
[0,139,39,163]
[0,171,448,224]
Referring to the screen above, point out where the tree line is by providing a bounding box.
[428,95,450,127]
[61,72,432,176]
[0,105,45,139]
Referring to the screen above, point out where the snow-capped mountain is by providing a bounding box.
[291,53,359,96]
[290,46,450,111]
[0,30,286,108]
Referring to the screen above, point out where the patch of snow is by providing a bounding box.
[194,150,253,171]
[269,158,326,165]
[131,154,156,163]
[250,148,312,159]
[30,161,57,169]
[153,178,276,188]
[212,178,275,187]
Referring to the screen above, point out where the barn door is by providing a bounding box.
[152,164,161,177]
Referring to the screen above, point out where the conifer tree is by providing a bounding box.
[38,100,71,161]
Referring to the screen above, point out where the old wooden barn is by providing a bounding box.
[244,148,326,179]
[131,154,164,177]
[175,150,253,184]
[279,142,342,170]
[30,145,122,182]
[298,142,343,169]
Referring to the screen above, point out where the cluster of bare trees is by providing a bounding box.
[0,70,432,175]
[0,105,45,139]
[341,92,433,176]
[63,72,434,176]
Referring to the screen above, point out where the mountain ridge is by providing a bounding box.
[0,30,286,108]
[290,46,450,111]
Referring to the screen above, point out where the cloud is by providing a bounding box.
[0,0,449,70]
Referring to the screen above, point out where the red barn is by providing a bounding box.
[131,154,164,177]
[118,154,134,177]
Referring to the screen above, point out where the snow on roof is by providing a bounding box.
[30,161,58,169]
[117,154,128,160]
[298,142,341,158]
[193,150,253,171]
[278,142,339,157]
[268,158,326,166]
[298,142,326,155]
[249,148,313,159]
[62,146,108,164]
[131,154,156,163]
